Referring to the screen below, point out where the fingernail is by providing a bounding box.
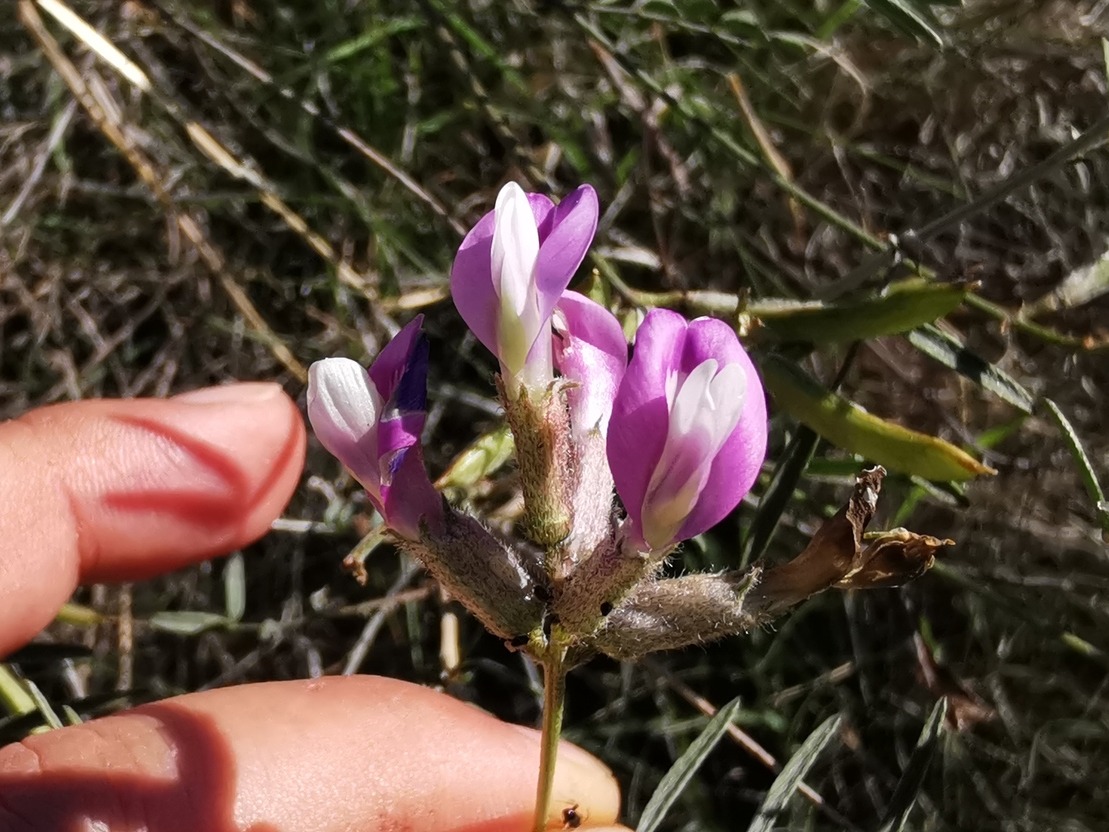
[174,382,284,406]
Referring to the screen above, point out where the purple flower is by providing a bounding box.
[307,316,442,539]
[607,309,767,551]
[451,182,599,394]
[552,290,628,437]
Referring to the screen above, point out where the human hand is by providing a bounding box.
[0,383,622,831]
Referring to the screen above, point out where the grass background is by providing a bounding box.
[2,0,1108,829]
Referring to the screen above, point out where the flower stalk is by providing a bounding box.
[533,647,567,832]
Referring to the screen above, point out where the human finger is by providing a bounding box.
[0,383,305,656]
[0,675,624,831]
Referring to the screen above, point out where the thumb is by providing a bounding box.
[0,676,625,831]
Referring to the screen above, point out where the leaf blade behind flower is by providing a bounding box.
[752,279,971,344]
[877,699,948,832]
[636,696,743,832]
[762,356,995,481]
[747,715,843,832]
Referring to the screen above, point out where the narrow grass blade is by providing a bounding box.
[862,0,944,47]
[0,665,37,719]
[54,601,103,626]
[763,356,995,481]
[24,679,64,730]
[877,699,947,832]
[1041,398,1109,538]
[741,425,820,567]
[748,715,842,832]
[224,551,246,622]
[908,325,1035,414]
[636,696,743,832]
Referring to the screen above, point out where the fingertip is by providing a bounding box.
[0,385,306,655]
[71,383,306,580]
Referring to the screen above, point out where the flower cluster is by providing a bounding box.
[304,181,952,832]
[307,182,937,663]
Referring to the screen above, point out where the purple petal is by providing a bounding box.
[450,191,555,359]
[678,316,745,375]
[387,332,430,417]
[377,411,425,483]
[532,185,599,330]
[307,358,384,493]
[380,445,444,539]
[368,315,426,400]
[450,225,497,355]
[606,308,687,536]
[527,192,557,230]
[676,345,767,541]
[552,290,627,435]
[608,311,769,549]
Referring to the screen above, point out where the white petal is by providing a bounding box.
[704,362,746,449]
[638,360,746,549]
[491,182,539,317]
[669,359,717,436]
[307,358,384,487]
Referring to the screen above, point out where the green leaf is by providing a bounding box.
[907,325,1035,414]
[54,601,103,627]
[1041,399,1109,538]
[678,0,720,23]
[641,0,679,17]
[323,18,424,64]
[435,423,515,492]
[877,699,948,832]
[224,552,246,622]
[752,279,971,344]
[148,611,232,636]
[637,696,743,832]
[747,715,842,832]
[862,0,945,47]
[762,356,996,481]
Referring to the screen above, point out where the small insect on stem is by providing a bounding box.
[561,803,586,829]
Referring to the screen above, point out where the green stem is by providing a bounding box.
[533,649,567,832]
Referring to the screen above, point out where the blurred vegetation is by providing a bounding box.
[2,0,1108,829]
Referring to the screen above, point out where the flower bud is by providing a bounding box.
[307,316,442,539]
[588,569,761,661]
[398,508,546,644]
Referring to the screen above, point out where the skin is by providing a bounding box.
[0,383,625,831]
